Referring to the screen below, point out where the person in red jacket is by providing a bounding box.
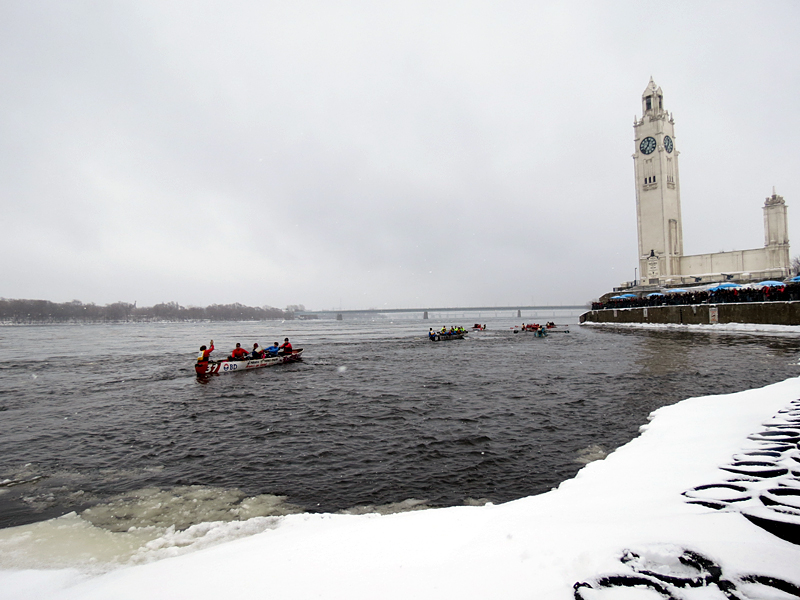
[230,343,249,360]
[279,338,292,355]
[197,340,214,362]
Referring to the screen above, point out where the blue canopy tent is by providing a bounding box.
[716,282,740,289]
[665,288,688,294]
[646,292,664,297]
[620,293,637,298]
[789,275,800,282]
[757,280,785,286]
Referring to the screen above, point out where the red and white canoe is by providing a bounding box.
[195,349,303,376]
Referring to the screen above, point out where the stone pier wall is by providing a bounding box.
[580,301,800,326]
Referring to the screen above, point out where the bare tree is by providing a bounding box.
[0,299,292,323]
[791,255,800,276]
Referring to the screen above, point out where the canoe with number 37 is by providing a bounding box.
[195,349,304,376]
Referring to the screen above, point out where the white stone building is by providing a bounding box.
[630,78,790,288]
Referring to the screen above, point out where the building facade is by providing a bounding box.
[631,78,790,288]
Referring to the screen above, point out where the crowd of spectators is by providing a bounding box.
[591,282,800,311]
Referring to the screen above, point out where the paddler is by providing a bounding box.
[197,340,214,362]
[251,343,264,359]
[230,343,249,360]
[266,341,280,356]
[279,337,293,355]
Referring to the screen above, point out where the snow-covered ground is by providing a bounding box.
[2,376,800,599]
[583,321,800,336]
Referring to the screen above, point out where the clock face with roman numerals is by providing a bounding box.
[640,136,656,155]
[664,135,673,153]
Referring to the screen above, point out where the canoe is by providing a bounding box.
[195,349,303,375]
[513,328,548,336]
[429,332,466,341]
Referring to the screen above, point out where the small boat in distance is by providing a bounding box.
[429,332,465,341]
[195,349,304,376]
[513,324,548,337]
[428,327,468,341]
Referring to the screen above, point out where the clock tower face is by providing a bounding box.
[664,135,673,153]
[639,136,656,155]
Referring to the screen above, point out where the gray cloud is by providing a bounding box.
[1,1,798,309]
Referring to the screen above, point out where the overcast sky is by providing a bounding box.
[2,1,798,310]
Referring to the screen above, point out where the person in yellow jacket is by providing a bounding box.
[198,340,214,362]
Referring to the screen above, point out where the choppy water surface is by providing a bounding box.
[1,318,799,532]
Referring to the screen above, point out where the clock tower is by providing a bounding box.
[633,77,683,285]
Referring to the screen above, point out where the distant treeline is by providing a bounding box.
[0,299,298,323]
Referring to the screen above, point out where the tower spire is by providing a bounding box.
[642,77,664,117]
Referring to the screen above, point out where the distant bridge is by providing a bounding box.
[296,305,588,319]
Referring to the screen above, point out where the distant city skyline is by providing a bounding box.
[2,1,798,310]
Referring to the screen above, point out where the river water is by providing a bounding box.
[1,317,799,533]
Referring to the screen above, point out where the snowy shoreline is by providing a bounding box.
[2,376,800,599]
[581,320,800,336]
